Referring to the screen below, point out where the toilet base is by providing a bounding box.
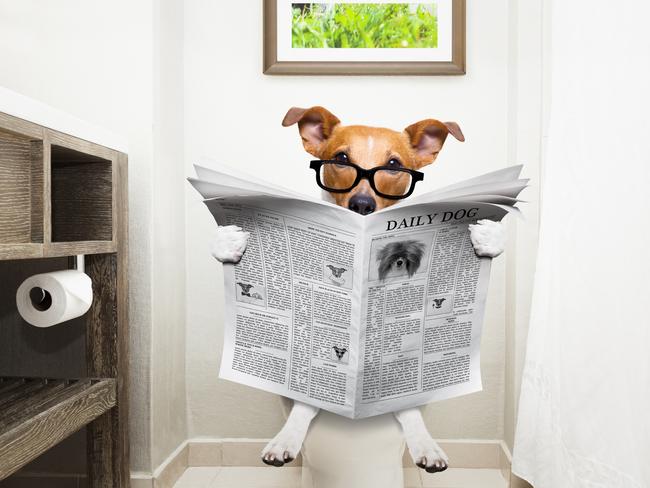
[299,409,406,488]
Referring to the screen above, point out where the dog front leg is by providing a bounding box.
[394,407,449,473]
[262,401,319,467]
[210,225,249,263]
[468,219,506,258]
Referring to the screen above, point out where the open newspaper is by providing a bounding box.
[189,161,526,419]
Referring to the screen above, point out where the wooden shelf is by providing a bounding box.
[0,241,117,261]
[0,377,116,480]
[0,243,44,261]
[44,240,117,258]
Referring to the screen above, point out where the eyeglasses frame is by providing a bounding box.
[309,160,424,200]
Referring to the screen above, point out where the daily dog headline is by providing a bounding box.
[385,207,479,231]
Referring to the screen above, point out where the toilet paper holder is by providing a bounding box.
[73,254,85,273]
[27,254,85,314]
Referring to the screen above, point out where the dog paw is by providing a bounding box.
[210,225,249,263]
[468,219,505,258]
[406,433,449,473]
[261,428,305,467]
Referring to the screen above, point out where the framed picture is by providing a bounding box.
[263,0,465,75]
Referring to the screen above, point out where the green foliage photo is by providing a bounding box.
[291,3,438,49]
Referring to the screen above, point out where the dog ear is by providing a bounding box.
[282,106,341,157]
[404,119,464,168]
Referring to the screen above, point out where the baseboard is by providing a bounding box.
[500,440,513,482]
[3,438,515,488]
[184,437,511,470]
[141,437,514,487]
[130,471,154,488]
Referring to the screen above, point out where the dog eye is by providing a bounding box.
[386,158,402,169]
[334,152,349,163]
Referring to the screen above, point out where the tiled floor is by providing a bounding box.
[174,466,508,488]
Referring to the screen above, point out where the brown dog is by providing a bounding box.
[211,106,504,476]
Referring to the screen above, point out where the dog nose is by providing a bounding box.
[396,259,403,267]
[348,194,376,215]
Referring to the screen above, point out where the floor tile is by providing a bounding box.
[404,467,423,487]
[221,442,266,467]
[420,468,507,488]
[174,467,221,488]
[174,466,507,488]
[208,467,301,488]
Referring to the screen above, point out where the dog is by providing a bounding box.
[326,264,347,286]
[377,240,425,281]
[236,282,254,297]
[332,345,348,361]
[210,106,506,474]
[236,282,263,302]
[327,264,347,279]
[432,298,447,309]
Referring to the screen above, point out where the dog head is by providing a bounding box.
[432,298,446,308]
[236,282,254,295]
[333,346,347,360]
[376,240,425,281]
[327,264,346,278]
[283,106,464,215]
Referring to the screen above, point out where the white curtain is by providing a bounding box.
[512,1,650,487]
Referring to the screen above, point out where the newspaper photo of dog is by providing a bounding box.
[323,261,352,289]
[331,345,349,364]
[368,233,434,284]
[377,239,426,281]
[235,281,267,307]
[426,293,454,316]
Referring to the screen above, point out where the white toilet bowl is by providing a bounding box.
[301,411,405,488]
[279,399,406,488]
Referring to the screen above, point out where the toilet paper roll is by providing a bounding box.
[16,270,93,328]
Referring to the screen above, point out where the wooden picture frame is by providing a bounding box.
[263,0,465,75]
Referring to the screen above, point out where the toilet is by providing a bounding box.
[281,399,406,488]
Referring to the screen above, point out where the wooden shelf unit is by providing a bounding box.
[0,111,129,486]
[0,377,116,476]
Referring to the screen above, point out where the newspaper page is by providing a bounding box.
[202,194,507,418]
[190,164,524,418]
[205,196,364,418]
[353,202,507,418]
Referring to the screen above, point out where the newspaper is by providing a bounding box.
[189,162,526,418]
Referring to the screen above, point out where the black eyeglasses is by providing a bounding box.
[310,160,424,200]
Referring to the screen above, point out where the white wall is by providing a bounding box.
[184,0,522,441]
[0,0,188,474]
[152,0,189,470]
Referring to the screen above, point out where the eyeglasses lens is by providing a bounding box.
[320,162,357,190]
[374,169,413,197]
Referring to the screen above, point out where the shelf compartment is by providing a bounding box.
[0,377,116,480]
[51,144,113,243]
[0,128,44,246]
